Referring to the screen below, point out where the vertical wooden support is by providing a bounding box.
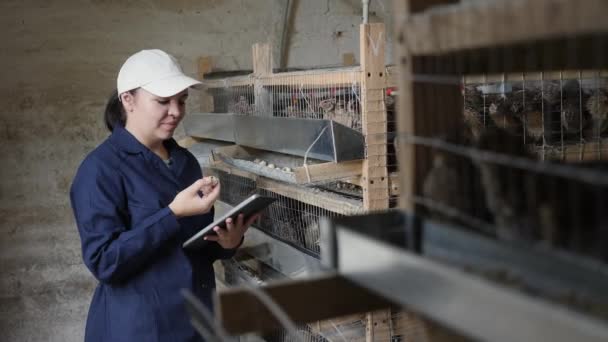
[197,56,214,112]
[360,23,390,211]
[360,22,392,341]
[252,43,273,76]
[343,52,357,66]
[395,0,462,211]
[252,43,273,116]
[366,310,391,342]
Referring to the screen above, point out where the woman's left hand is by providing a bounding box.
[203,213,260,249]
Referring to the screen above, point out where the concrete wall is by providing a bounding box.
[0,0,391,340]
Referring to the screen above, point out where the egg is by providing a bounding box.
[259,160,267,167]
[268,163,276,169]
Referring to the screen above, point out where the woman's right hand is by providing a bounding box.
[168,177,220,218]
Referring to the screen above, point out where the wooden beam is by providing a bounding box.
[215,274,393,335]
[360,23,390,211]
[257,67,361,87]
[292,160,364,184]
[464,70,608,84]
[396,0,465,214]
[197,56,215,112]
[177,136,203,148]
[252,43,273,76]
[412,34,608,75]
[402,0,608,56]
[343,52,357,66]
[197,56,214,80]
[366,310,392,342]
[203,76,254,88]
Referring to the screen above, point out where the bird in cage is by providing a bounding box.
[463,85,486,142]
[521,105,545,142]
[319,97,336,115]
[422,152,478,227]
[560,100,588,135]
[488,95,522,135]
[233,95,253,115]
[541,80,562,105]
[476,128,540,242]
[301,212,321,250]
[559,79,590,135]
[346,99,361,130]
[586,89,608,136]
[463,107,484,142]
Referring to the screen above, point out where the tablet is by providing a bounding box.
[182,194,276,249]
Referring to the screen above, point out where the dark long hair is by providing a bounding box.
[104,90,135,132]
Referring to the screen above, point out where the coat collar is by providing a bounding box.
[109,126,189,186]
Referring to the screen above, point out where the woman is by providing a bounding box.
[70,49,256,341]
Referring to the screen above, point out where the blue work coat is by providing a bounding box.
[70,126,235,342]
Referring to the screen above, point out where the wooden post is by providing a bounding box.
[252,43,273,76]
[197,56,214,113]
[395,0,462,211]
[252,43,273,116]
[366,310,392,342]
[360,23,390,211]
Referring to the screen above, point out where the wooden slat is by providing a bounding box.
[292,160,364,184]
[402,0,608,56]
[343,52,357,66]
[215,274,393,335]
[202,76,253,88]
[396,0,465,212]
[257,68,361,87]
[361,23,390,211]
[366,310,392,342]
[252,43,272,76]
[177,136,203,148]
[464,70,608,84]
[385,65,399,88]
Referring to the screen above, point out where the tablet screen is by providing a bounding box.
[183,194,276,249]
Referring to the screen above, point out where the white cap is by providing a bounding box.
[117,49,202,97]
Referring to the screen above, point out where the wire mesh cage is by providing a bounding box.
[257,188,343,257]
[392,0,608,327]
[463,72,608,161]
[206,83,255,115]
[205,168,258,206]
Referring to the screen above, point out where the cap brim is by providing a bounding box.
[141,74,202,97]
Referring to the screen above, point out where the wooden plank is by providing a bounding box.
[197,56,215,112]
[257,68,361,87]
[402,0,608,56]
[385,65,399,88]
[215,274,393,335]
[252,43,273,76]
[366,310,392,342]
[310,314,366,342]
[464,70,608,84]
[396,0,465,210]
[361,23,390,211]
[292,160,364,184]
[202,76,254,88]
[197,56,214,80]
[177,136,203,148]
[343,52,357,66]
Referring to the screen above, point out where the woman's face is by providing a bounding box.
[121,88,188,143]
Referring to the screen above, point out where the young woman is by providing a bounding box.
[70,49,257,341]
